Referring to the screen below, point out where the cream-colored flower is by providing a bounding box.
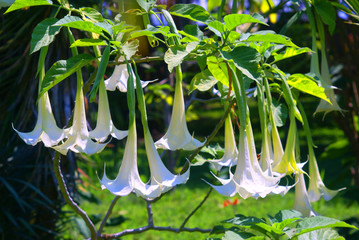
[208,120,290,199]
[307,147,344,202]
[105,60,150,92]
[293,173,318,217]
[209,116,238,171]
[155,78,204,151]
[14,92,68,147]
[52,86,106,155]
[89,80,128,142]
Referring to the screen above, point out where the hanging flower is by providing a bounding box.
[52,86,106,155]
[155,77,204,151]
[293,173,318,217]
[307,147,344,202]
[14,92,68,147]
[100,120,161,198]
[209,116,238,171]
[104,59,151,92]
[207,120,290,199]
[89,80,128,142]
[272,113,305,175]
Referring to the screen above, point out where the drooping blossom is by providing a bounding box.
[293,173,318,217]
[155,71,204,151]
[89,80,128,142]
[14,92,68,147]
[209,116,238,171]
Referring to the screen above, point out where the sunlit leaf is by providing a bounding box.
[224,14,267,31]
[207,56,229,87]
[30,18,61,54]
[70,39,107,48]
[242,33,299,48]
[5,0,52,14]
[80,7,104,22]
[122,40,139,59]
[189,69,217,93]
[55,16,103,35]
[164,42,198,72]
[169,4,213,23]
[39,54,95,97]
[272,47,312,63]
[287,74,330,103]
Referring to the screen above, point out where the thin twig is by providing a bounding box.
[53,152,97,239]
[146,201,154,227]
[179,188,213,231]
[98,196,120,236]
[108,56,164,66]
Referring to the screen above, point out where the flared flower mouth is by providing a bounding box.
[209,116,238,171]
[293,174,318,217]
[14,92,68,147]
[52,87,106,155]
[89,80,128,142]
[207,120,291,199]
[104,60,152,92]
[155,77,204,151]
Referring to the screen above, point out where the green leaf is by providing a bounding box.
[272,47,312,63]
[220,46,261,82]
[5,0,52,14]
[313,0,336,34]
[70,39,107,48]
[224,14,267,31]
[223,215,265,226]
[207,20,225,37]
[242,33,299,48]
[130,25,170,39]
[55,16,103,35]
[179,24,204,41]
[80,7,104,22]
[169,4,213,23]
[122,40,139,59]
[136,0,156,12]
[189,69,217,93]
[295,216,358,238]
[222,231,260,240]
[40,54,95,97]
[89,45,110,102]
[30,18,61,54]
[164,41,198,72]
[298,228,344,240]
[207,56,229,87]
[271,99,288,127]
[0,176,25,212]
[287,74,330,103]
[269,209,302,223]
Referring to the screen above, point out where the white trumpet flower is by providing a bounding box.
[209,116,238,171]
[143,128,190,195]
[105,60,150,92]
[155,78,204,151]
[52,85,106,155]
[293,173,318,217]
[89,80,128,142]
[100,120,161,198]
[208,119,290,199]
[14,92,68,147]
[307,147,344,202]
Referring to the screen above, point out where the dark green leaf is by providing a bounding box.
[5,0,52,14]
[106,215,127,226]
[220,46,261,82]
[40,54,95,97]
[313,0,336,34]
[70,39,107,48]
[189,69,217,93]
[197,55,207,71]
[222,231,260,240]
[80,7,104,22]
[30,18,61,54]
[55,16,103,35]
[74,218,91,238]
[223,215,265,226]
[169,4,213,23]
[287,74,330,103]
[95,21,113,35]
[224,14,267,31]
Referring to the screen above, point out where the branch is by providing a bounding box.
[146,201,154,227]
[53,152,97,239]
[98,196,120,236]
[179,188,213,231]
